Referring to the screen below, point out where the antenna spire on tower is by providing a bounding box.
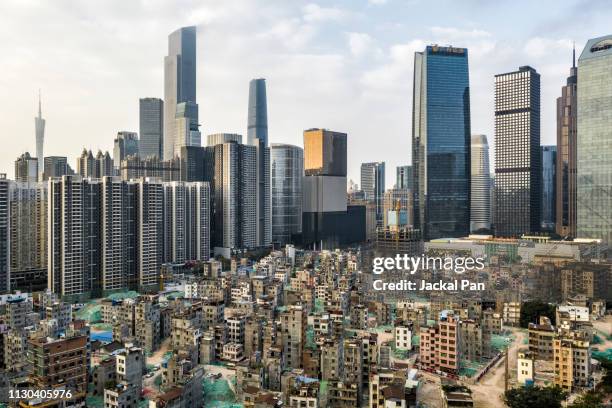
[572,41,576,68]
[38,89,42,118]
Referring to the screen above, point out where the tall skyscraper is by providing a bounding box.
[494,66,541,237]
[35,90,45,180]
[360,162,385,225]
[470,135,491,232]
[577,35,612,243]
[412,45,471,240]
[164,26,197,160]
[43,156,69,180]
[396,165,413,190]
[135,178,164,289]
[541,146,557,231]
[14,152,38,183]
[0,174,9,293]
[207,133,242,146]
[556,50,578,238]
[302,129,365,247]
[77,149,113,178]
[247,79,271,248]
[139,98,164,159]
[113,131,139,172]
[207,139,257,251]
[270,144,303,245]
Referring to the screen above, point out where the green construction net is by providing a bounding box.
[107,291,140,301]
[203,378,239,407]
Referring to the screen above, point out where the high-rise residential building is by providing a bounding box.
[163,181,210,263]
[113,131,139,171]
[412,45,471,240]
[42,156,69,180]
[577,35,612,242]
[361,162,385,225]
[556,50,578,238]
[541,146,557,231]
[77,149,113,178]
[494,66,541,237]
[14,152,38,183]
[135,179,164,289]
[470,135,491,232]
[139,98,164,159]
[396,165,412,190]
[8,182,47,293]
[0,175,8,293]
[34,91,45,180]
[247,79,272,248]
[207,140,257,251]
[163,26,197,160]
[270,144,303,245]
[48,175,102,301]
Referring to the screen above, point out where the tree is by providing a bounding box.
[519,300,556,328]
[504,385,567,408]
[568,391,603,408]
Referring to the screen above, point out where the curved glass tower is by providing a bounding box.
[412,45,471,240]
[271,144,303,245]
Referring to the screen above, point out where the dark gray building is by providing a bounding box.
[43,156,69,180]
[396,165,413,190]
[139,98,164,159]
[360,162,385,225]
[494,66,541,237]
[179,146,205,182]
[14,152,38,183]
[113,131,139,172]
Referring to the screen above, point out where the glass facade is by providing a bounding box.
[470,134,491,232]
[577,36,612,243]
[360,162,385,225]
[412,46,471,240]
[541,145,557,231]
[271,144,303,245]
[396,165,413,190]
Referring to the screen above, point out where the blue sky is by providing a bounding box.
[0,0,610,186]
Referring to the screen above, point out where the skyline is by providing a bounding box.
[1,0,611,186]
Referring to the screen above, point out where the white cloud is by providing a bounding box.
[347,32,374,57]
[302,3,348,23]
[524,37,573,58]
[368,0,388,5]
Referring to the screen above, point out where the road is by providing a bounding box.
[470,328,527,408]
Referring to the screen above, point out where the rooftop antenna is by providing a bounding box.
[572,41,576,68]
[38,89,42,118]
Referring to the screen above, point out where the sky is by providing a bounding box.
[1,0,611,187]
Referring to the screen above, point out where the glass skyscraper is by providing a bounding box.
[360,162,385,225]
[470,135,491,232]
[541,145,557,231]
[396,165,413,190]
[577,35,612,243]
[412,45,471,240]
[271,144,303,245]
[139,98,164,159]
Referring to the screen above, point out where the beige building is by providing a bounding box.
[554,334,591,391]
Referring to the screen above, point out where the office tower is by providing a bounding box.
[412,45,471,240]
[470,135,491,232]
[42,156,68,180]
[207,140,257,251]
[120,156,180,182]
[139,98,164,159]
[179,146,205,182]
[77,149,113,178]
[207,133,242,146]
[101,177,137,293]
[163,181,210,263]
[541,146,557,231]
[174,101,201,156]
[270,144,303,245]
[48,175,102,300]
[361,162,385,225]
[14,152,38,183]
[35,91,45,180]
[577,35,612,242]
[304,128,347,176]
[8,182,47,292]
[113,131,139,171]
[396,165,412,190]
[494,66,541,237]
[302,129,365,247]
[164,26,197,160]
[135,179,163,289]
[0,175,8,293]
[556,50,578,238]
[247,79,272,248]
